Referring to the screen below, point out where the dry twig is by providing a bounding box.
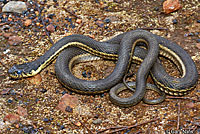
[62,7,81,19]
[76,22,85,33]
[97,117,160,134]
[35,1,54,45]
[79,121,95,134]
[139,27,168,31]
[166,96,199,102]
[177,101,180,130]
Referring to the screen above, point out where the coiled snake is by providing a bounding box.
[8,30,198,107]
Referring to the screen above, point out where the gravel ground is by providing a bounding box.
[0,0,200,134]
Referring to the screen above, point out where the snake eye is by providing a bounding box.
[17,70,22,75]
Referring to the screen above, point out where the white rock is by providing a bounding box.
[2,1,27,14]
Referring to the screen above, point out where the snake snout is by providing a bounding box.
[8,65,22,78]
[8,63,31,78]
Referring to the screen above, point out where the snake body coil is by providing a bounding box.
[8,30,198,107]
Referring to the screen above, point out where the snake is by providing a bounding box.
[8,30,198,107]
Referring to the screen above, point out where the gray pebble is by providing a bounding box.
[2,1,27,14]
[92,119,102,124]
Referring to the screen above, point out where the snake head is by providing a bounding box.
[8,63,33,79]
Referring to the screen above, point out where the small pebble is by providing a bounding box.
[188,33,194,36]
[76,19,82,24]
[172,19,178,24]
[82,71,87,78]
[197,20,200,23]
[24,19,32,26]
[46,130,51,134]
[43,118,49,122]
[35,98,39,103]
[47,14,55,19]
[104,18,110,23]
[7,99,13,103]
[184,33,188,37]
[62,91,67,95]
[39,127,44,130]
[46,24,55,32]
[70,24,75,29]
[96,20,104,27]
[93,119,102,124]
[100,93,104,97]
[154,7,159,11]
[197,39,200,43]
[87,71,92,78]
[65,106,73,113]
[40,88,47,93]
[60,125,65,130]
[94,114,99,118]
[124,130,131,134]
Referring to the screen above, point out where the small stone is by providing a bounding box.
[56,94,79,114]
[124,130,131,134]
[74,121,81,126]
[56,90,60,94]
[46,24,55,32]
[62,91,67,95]
[2,1,27,14]
[65,106,73,113]
[8,36,22,45]
[4,113,20,124]
[65,32,72,36]
[93,119,102,124]
[15,124,20,128]
[27,74,42,85]
[172,19,178,24]
[196,43,200,50]
[185,102,195,108]
[197,39,200,43]
[22,125,37,134]
[49,117,53,121]
[1,89,10,95]
[163,0,181,14]
[197,20,200,23]
[104,18,110,23]
[154,7,159,11]
[184,33,188,37]
[17,106,28,117]
[39,127,44,130]
[47,14,55,19]
[24,19,32,27]
[60,125,65,130]
[43,118,49,122]
[40,88,47,93]
[70,24,75,29]
[95,20,104,27]
[3,33,12,38]
[76,19,82,24]
[82,71,87,78]
[7,99,13,103]
[46,130,51,134]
